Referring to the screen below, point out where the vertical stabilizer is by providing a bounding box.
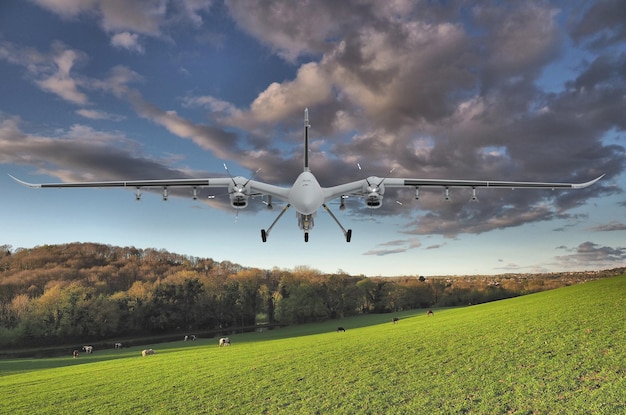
[304,108,310,171]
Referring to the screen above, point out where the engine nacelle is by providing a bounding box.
[365,192,383,208]
[363,176,384,209]
[228,177,250,209]
[229,191,248,209]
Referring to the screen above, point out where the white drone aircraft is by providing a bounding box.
[11,109,603,242]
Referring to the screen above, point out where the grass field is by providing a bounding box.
[1,275,624,414]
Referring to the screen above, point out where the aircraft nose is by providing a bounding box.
[289,175,324,215]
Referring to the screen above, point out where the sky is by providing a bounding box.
[1,0,625,277]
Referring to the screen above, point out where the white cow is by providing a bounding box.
[82,345,93,354]
[114,342,122,349]
[219,337,231,347]
[142,349,155,357]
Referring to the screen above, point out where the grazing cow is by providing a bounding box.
[82,345,93,354]
[336,327,346,332]
[114,342,122,349]
[72,350,79,358]
[427,309,434,316]
[142,349,155,357]
[392,317,399,324]
[184,335,188,341]
[219,337,231,347]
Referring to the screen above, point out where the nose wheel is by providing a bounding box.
[304,232,309,242]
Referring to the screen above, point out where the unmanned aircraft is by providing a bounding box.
[11,109,603,242]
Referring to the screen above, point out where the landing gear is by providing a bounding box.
[323,204,352,243]
[260,204,291,242]
[261,203,351,242]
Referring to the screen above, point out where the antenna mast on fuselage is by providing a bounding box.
[304,108,310,172]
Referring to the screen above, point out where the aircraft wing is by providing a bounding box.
[9,175,291,202]
[323,174,605,202]
[9,174,225,189]
[383,175,605,189]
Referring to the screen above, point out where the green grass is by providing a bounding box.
[1,276,625,414]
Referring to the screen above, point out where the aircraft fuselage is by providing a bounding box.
[289,170,324,215]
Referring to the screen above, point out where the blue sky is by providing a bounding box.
[1,0,625,277]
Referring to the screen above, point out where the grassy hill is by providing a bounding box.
[1,275,624,414]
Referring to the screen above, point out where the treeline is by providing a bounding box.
[0,243,620,348]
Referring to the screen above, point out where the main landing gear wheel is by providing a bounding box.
[346,229,352,242]
[261,229,267,242]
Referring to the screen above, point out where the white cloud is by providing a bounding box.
[34,45,88,105]
[31,0,97,18]
[110,32,144,53]
[247,63,333,123]
[32,0,214,38]
[75,109,124,120]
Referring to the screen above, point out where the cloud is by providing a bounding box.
[570,0,626,49]
[75,109,124,121]
[474,3,562,89]
[363,238,421,256]
[248,63,333,123]
[0,40,88,104]
[1,115,203,186]
[32,0,214,37]
[554,241,626,267]
[110,32,144,53]
[589,221,626,232]
[32,0,164,36]
[5,1,626,240]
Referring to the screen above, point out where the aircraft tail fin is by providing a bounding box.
[304,108,310,171]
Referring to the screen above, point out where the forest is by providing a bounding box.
[0,243,620,349]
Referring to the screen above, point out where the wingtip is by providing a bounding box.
[573,174,605,189]
[8,174,41,188]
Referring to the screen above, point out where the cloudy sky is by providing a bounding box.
[1,0,625,276]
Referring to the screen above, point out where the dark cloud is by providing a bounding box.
[570,0,626,49]
[555,241,626,266]
[589,221,626,232]
[2,1,625,240]
[473,2,563,91]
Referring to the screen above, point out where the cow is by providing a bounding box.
[219,337,231,347]
[142,349,155,356]
[114,342,122,349]
[82,345,93,354]
[184,335,196,341]
[392,317,399,324]
[336,327,346,332]
[72,350,79,358]
[427,309,434,316]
